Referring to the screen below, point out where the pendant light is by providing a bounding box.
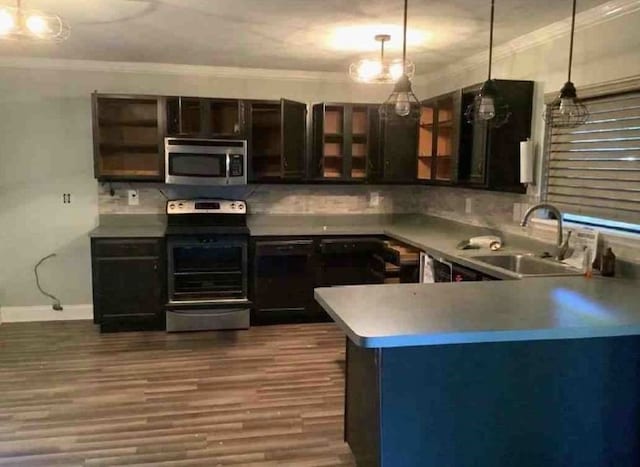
[465,0,510,128]
[379,0,420,121]
[542,0,588,128]
[0,0,70,41]
[349,34,416,84]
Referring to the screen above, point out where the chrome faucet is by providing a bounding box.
[520,203,571,261]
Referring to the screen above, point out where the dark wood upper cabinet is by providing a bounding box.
[92,93,165,181]
[378,114,419,183]
[458,79,534,193]
[247,99,306,181]
[166,97,244,139]
[311,103,378,182]
[418,91,461,184]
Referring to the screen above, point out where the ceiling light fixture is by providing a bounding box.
[465,0,510,128]
[379,0,420,120]
[543,0,589,128]
[349,34,416,84]
[0,0,70,41]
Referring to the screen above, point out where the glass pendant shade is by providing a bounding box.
[0,1,70,41]
[465,79,511,128]
[379,74,421,120]
[349,58,415,84]
[542,0,589,128]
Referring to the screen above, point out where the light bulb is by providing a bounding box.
[477,96,496,120]
[559,97,575,116]
[389,62,404,82]
[26,15,50,35]
[395,92,411,117]
[0,9,15,35]
[357,60,383,82]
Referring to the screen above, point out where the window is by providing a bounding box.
[543,80,640,231]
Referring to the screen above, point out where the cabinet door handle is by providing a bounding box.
[284,159,289,169]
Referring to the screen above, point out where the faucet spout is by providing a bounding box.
[520,203,568,260]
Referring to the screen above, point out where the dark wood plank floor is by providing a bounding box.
[0,321,356,466]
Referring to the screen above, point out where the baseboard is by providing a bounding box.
[0,304,93,324]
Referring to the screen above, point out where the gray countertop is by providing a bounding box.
[314,277,640,348]
[89,215,166,238]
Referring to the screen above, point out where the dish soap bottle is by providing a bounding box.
[601,248,616,277]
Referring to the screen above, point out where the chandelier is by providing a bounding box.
[349,34,415,84]
[0,0,70,41]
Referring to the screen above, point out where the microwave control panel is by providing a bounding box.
[229,154,244,177]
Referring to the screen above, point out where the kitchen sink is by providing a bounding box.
[470,254,582,277]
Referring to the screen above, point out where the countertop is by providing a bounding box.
[314,277,640,348]
[89,215,166,238]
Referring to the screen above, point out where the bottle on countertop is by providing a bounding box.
[601,248,616,277]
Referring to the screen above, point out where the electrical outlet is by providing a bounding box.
[127,189,139,206]
[465,197,473,214]
[369,192,380,207]
[62,193,71,204]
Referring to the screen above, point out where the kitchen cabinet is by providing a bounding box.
[251,239,323,324]
[91,238,165,332]
[311,103,378,181]
[166,96,245,139]
[370,239,420,284]
[418,91,461,183]
[92,93,165,181]
[247,99,307,181]
[377,115,419,183]
[318,238,382,286]
[458,79,534,193]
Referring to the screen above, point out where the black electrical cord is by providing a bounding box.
[35,254,63,311]
[567,0,577,82]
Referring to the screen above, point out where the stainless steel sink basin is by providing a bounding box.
[470,254,582,277]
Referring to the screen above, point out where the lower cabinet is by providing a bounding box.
[251,239,323,324]
[91,237,166,332]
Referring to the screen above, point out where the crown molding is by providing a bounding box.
[0,56,351,83]
[419,0,640,83]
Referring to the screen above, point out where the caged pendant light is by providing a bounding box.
[379,0,420,121]
[0,0,70,41]
[542,0,589,128]
[465,0,510,128]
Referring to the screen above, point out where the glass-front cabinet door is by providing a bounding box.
[417,91,460,183]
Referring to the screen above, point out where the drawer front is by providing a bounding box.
[255,240,314,257]
[93,238,162,257]
[166,308,250,332]
[381,243,419,266]
[319,238,382,255]
[370,254,400,276]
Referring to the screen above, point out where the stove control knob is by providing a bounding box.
[169,203,175,210]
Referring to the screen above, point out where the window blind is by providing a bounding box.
[544,90,640,225]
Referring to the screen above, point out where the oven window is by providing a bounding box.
[170,243,246,301]
[169,153,225,177]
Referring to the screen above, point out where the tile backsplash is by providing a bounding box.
[98,182,639,268]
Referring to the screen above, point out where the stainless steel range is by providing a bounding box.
[165,198,250,332]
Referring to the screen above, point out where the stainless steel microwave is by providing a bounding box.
[165,138,247,186]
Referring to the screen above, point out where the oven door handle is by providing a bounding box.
[168,309,247,317]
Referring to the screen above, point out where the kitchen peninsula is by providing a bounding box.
[315,276,640,467]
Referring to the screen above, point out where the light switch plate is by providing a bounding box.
[465,197,473,214]
[127,189,139,206]
[369,192,380,207]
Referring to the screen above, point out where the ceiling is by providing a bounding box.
[0,0,611,72]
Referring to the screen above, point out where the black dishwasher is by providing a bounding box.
[252,239,322,324]
[319,238,382,286]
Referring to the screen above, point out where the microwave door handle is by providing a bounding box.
[226,152,231,182]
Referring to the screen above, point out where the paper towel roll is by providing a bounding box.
[520,139,534,184]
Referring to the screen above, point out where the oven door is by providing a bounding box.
[164,138,247,186]
[167,236,248,305]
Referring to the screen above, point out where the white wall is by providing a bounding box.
[0,66,391,308]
